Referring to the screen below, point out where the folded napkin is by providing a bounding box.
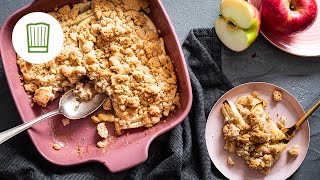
[0,28,319,180]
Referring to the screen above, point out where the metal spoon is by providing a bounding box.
[0,90,107,144]
[281,100,320,143]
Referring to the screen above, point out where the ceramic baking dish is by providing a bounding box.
[0,0,192,172]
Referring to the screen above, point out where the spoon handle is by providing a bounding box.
[295,100,320,128]
[0,109,60,144]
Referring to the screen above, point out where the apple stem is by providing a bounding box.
[290,4,296,10]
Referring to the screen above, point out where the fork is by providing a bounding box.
[281,100,320,143]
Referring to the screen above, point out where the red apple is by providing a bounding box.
[261,0,318,35]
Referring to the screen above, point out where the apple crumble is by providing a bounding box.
[288,145,300,157]
[61,118,71,126]
[17,0,180,136]
[221,92,287,174]
[227,156,235,165]
[273,90,283,102]
[52,143,62,151]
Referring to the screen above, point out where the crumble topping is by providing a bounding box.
[277,116,287,130]
[33,87,56,107]
[61,118,71,126]
[227,157,235,165]
[97,122,109,138]
[102,97,112,110]
[17,0,180,136]
[97,139,108,148]
[91,115,101,123]
[52,143,62,151]
[251,91,259,98]
[288,145,300,157]
[273,90,283,102]
[98,112,115,122]
[221,92,288,174]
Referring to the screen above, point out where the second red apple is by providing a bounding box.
[261,0,318,35]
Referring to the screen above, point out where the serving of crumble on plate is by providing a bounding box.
[205,82,309,180]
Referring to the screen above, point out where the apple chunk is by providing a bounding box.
[215,0,261,52]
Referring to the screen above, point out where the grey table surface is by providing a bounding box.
[1,0,320,179]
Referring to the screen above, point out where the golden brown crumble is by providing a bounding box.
[273,90,283,102]
[61,118,71,126]
[97,122,109,138]
[251,91,259,98]
[102,97,112,110]
[97,139,108,148]
[227,156,235,165]
[91,115,101,123]
[33,87,55,107]
[221,92,287,174]
[17,0,180,136]
[277,116,287,130]
[98,112,115,122]
[52,143,62,151]
[288,145,300,157]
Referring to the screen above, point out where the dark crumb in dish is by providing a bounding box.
[273,90,283,102]
[52,143,61,151]
[227,157,235,165]
[288,145,300,157]
[77,143,83,158]
[61,118,70,126]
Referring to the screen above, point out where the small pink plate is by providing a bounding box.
[249,0,320,57]
[205,82,310,180]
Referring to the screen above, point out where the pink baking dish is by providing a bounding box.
[0,0,192,172]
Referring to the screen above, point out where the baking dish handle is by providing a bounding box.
[99,139,150,173]
[0,26,2,57]
[0,27,2,57]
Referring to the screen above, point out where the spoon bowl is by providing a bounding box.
[60,90,107,119]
